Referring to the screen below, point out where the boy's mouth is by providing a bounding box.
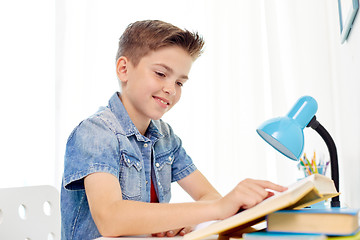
[153,96,170,106]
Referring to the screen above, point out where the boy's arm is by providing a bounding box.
[150,170,222,237]
[177,170,222,201]
[85,171,286,237]
[84,172,218,237]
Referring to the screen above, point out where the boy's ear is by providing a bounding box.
[116,56,129,83]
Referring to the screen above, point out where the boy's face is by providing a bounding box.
[117,46,193,126]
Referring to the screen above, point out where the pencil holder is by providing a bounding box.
[298,152,329,178]
[299,165,326,177]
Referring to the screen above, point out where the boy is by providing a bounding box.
[61,20,286,240]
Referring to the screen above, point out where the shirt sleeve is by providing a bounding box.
[160,123,197,182]
[63,116,120,190]
[171,135,197,182]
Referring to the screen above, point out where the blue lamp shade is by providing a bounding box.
[256,96,318,160]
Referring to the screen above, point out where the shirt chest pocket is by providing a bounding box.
[119,153,143,200]
[155,154,174,170]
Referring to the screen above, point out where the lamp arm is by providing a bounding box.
[307,116,340,207]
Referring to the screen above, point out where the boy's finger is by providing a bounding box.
[255,180,287,192]
[166,230,176,237]
[152,232,165,237]
[180,226,193,235]
[265,191,275,199]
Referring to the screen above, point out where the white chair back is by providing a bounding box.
[0,185,60,240]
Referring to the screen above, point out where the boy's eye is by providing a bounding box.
[155,71,166,78]
[176,81,184,87]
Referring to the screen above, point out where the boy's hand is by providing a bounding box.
[216,179,287,220]
[152,226,193,237]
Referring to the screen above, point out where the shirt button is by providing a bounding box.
[146,180,148,184]
[155,163,160,168]
[136,163,139,167]
[158,181,161,186]
[127,159,130,163]
[143,143,148,148]
[168,156,172,161]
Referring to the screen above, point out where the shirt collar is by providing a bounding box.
[147,120,164,139]
[108,92,164,140]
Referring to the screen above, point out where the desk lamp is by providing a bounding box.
[256,96,340,207]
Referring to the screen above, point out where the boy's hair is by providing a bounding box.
[116,20,205,66]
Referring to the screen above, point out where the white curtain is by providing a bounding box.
[1,0,358,208]
[0,0,55,187]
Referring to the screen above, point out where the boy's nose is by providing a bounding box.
[163,85,176,95]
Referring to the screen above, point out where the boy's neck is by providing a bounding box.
[118,94,150,136]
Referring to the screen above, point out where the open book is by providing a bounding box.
[184,174,339,240]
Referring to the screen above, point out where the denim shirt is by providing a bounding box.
[61,92,197,240]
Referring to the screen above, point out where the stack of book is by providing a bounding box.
[267,208,359,235]
[243,232,328,240]
[243,208,360,240]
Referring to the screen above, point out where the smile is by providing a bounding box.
[153,96,170,108]
[159,99,169,105]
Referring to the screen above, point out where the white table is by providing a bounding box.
[96,235,219,240]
